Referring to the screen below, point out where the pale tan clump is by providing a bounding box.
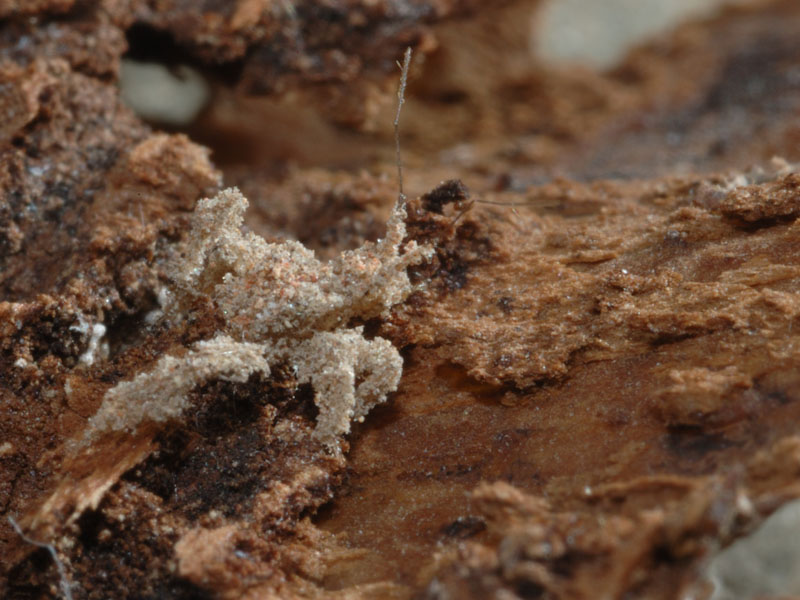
[288,328,404,448]
[88,188,429,449]
[173,187,426,339]
[87,335,270,436]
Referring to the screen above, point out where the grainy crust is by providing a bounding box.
[3,1,800,600]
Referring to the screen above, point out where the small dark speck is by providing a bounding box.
[440,516,486,539]
[498,296,513,313]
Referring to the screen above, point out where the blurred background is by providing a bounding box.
[118,0,771,177]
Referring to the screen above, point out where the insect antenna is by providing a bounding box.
[474,197,520,217]
[394,47,412,206]
[390,47,519,220]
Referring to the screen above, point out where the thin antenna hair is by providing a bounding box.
[8,516,74,600]
[394,47,412,205]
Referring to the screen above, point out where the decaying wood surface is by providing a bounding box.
[2,1,800,598]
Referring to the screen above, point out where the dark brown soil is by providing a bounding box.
[2,1,800,599]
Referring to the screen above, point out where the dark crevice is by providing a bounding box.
[124,23,245,84]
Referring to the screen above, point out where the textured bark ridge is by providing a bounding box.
[2,1,800,599]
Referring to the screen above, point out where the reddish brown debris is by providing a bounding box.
[2,1,800,600]
[0,0,75,18]
[128,0,503,93]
